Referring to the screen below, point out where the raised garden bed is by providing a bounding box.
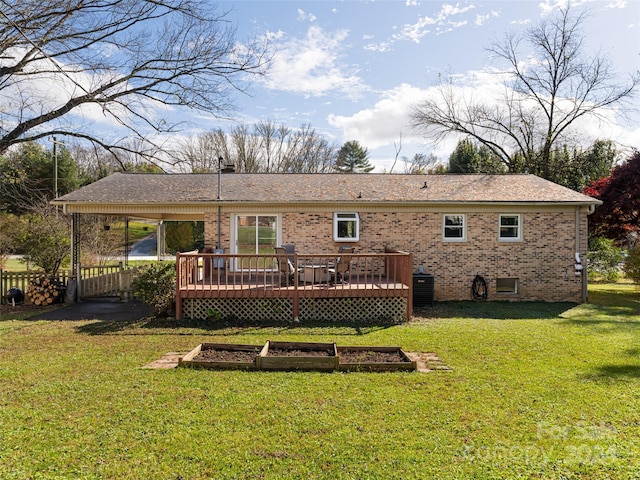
[178,341,419,372]
[179,343,262,370]
[258,341,338,371]
[337,346,417,372]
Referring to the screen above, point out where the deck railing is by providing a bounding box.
[176,250,414,320]
[177,252,412,291]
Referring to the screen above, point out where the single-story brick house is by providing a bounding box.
[54,172,600,321]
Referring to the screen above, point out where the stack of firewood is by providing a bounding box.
[26,276,65,305]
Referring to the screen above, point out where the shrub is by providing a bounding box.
[131,262,176,316]
[624,246,640,285]
[588,235,624,282]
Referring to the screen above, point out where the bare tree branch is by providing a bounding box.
[0,0,270,165]
[411,5,638,179]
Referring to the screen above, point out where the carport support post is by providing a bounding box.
[76,262,82,301]
[156,221,165,260]
[70,213,80,302]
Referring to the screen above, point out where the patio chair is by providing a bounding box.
[275,246,298,286]
[326,246,355,285]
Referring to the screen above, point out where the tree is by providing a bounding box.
[411,6,638,180]
[165,221,204,254]
[585,150,640,242]
[176,122,337,173]
[0,213,21,268]
[0,141,79,214]
[587,234,624,283]
[543,140,617,191]
[70,144,121,186]
[11,201,70,274]
[448,139,506,174]
[402,153,440,174]
[334,140,374,173]
[624,246,640,285]
[0,0,268,168]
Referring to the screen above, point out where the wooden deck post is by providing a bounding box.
[292,254,299,322]
[175,252,182,320]
[406,252,413,321]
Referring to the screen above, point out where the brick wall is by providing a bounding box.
[204,207,588,303]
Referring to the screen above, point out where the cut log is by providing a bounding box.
[25,275,65,305]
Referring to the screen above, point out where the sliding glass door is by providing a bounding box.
[233,214,280,269]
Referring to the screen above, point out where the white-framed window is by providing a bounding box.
[334,212,359,242]
[443,214,466,242]
[499,214,521,241]
[496,278,518,294]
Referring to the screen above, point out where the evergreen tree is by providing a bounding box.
[448,139,505,173]
[0,142,79,214]
[334,141,374,173]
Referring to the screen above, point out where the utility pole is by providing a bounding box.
[49,136,65,199]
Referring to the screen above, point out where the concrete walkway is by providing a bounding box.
[30,297,152,322]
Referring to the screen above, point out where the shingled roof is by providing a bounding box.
[55,172,598,207]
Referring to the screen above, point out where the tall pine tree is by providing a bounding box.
[334,140,374,173]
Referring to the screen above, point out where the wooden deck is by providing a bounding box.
[175,251,414,321]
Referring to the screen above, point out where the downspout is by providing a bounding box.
[577,205,597,304]
[576,206,586,303]
[217,156,222,249]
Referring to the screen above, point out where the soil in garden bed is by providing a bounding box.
[339,350,408,363]
[267,348,335,357]
[193,348,260,363]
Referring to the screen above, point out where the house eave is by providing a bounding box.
[53,198,601,220]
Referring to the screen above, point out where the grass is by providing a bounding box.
[2,257,27,271]
[1,284,639,479]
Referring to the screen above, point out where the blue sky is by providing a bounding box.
[195,0,640,171]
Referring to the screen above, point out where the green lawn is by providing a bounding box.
[1,284,639,479]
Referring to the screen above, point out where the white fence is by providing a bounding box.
[1,263,141,304]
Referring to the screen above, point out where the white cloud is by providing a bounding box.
[538,0,595,16]
[475,11,500,26]
[297,9,317,22]
[363,3,486,52]
[326,66,640,170]
[260,25,367,98]
[605,0,627,8]
[364,41,394,53]
[0,47,143,133]
[327,83,427,149]
[406,0,420,6]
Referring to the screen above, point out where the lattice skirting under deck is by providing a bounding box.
[299,297,406,323]
[183,297,292,322]
[182,297,407,323]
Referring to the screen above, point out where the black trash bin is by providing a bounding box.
[5,287,24,305]
[412,274,434,306]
